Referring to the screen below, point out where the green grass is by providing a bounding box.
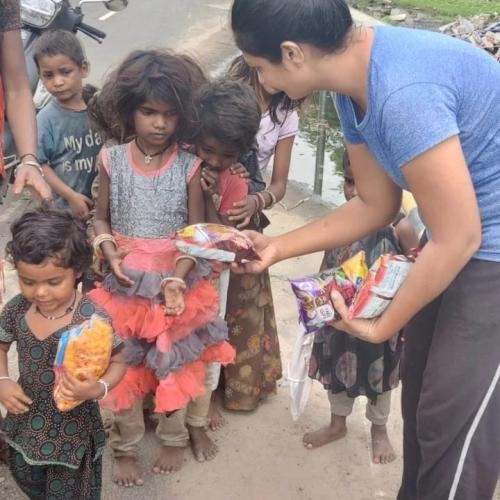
[351,0,500,22]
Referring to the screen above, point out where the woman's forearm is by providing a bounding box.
[274,193,400,262]
[2,31,37,158]
[374,238,479,340]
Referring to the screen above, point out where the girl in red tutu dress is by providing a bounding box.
[88,50,234,487]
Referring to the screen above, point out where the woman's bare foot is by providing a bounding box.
[112,456,144,487]
[152,445,185,474]
[303,415,347,449]
[208,400,225,431]
[188,424,219,462]
[371,424,396,464]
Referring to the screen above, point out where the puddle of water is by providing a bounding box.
[289,92,346,206]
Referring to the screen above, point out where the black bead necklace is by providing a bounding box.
[35,291,77,321]
[135,138,170,165]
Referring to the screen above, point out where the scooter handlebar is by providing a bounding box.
[77,22,106,40]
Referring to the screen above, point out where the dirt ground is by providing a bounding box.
[0,180,406,500]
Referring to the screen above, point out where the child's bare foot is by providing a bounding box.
[303,415,347,449]
[112,456,144,487]
[371,424,396,464]
[208,400,225,431]
[188,424,218,462]
[152,445,185,474]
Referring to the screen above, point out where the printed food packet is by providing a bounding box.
[175,223,261,263]
[348,254,413,319]
[290,252,366,333]
[53,315,113,411]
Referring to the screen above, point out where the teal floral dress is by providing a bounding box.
[0,295,122,499]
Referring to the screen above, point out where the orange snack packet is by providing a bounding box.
[53,315,113,411]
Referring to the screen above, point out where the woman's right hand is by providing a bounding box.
[13,164,52,199]
[231,231,280,274]
[107,249,134,287]
[0,379,32,415]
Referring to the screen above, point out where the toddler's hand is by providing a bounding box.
[227,195,259,229]
[107,248,134,287]
[230,162,250,181]
[68,192,93,219]
[163,281,187,316]
[0,379,32,415]
[58,372,103,402]
[200,167,220,196]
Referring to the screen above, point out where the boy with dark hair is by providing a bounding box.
[34,29,102,218]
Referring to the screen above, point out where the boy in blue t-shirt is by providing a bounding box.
[34,30,102,218]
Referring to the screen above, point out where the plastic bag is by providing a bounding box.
[290,251,366,333]
[349,254,413,319]
[53,315,113,411]
[175,223,261,263]
[287,328,314,421]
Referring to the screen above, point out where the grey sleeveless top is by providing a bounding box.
[105,143,200,239]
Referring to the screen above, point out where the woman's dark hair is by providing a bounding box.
[111,49,203,144]
[33,29,87,68]
[342,148,350,171]
[231,0,353,63]
[5,206,92,273]
[194,79,260,154]
[227,55,303,125]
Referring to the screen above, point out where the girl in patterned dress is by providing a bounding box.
[0,207,126,499]
[303,151,402,465]
[87,50,234,487]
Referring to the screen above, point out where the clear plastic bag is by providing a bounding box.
[53,315,113,411]
[287,328,315,421]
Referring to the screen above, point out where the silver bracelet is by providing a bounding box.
[0,376,13,382]
[95,379,109,401]
[160,276,186,290]
[16,161,44,178]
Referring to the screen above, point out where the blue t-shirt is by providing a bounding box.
[335,26,500,262]
[37,100,102,203]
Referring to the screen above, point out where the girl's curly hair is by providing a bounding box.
[5,206,92,273]
[106,49,205,144]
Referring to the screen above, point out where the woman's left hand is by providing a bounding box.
[13,164,52,199]
[229,162,250,180]
[330,291,389,344]
[227,195,258,229]
[163,281,186,316]
[58,372,103,402]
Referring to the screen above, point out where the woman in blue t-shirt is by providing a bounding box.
[230,1,500,499]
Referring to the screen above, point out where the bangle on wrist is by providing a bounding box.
[93,233,117,259]
[160,276,186,290]
[255,192,266,211]
[263,189,277,208]
[19,153,39,163]
[95,379,109,401]
[16,161,44,178]
[0,376,13,382]
[175,255,197,266]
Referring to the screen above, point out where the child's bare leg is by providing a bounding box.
[153,410,188,474]
[188,424,219,462]
[113,456,144,487]
[186,390,219,461]
[303,414,347,449]
[152,445,186,474]
[208,391,225,431]
[110,403,145,487]
[371,424,396,464]
[367,391,395,464]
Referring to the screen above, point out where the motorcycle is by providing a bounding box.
[0,0,128,201]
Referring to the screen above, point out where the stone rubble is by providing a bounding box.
[440,14,500,61]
